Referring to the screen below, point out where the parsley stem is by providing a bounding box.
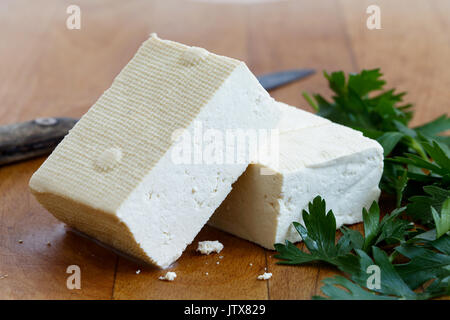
[302,92,319,111]
[409,139,428,160]
[388,250,399,263]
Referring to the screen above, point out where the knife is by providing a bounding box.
[0,69,315,166]
[257,69,315,91]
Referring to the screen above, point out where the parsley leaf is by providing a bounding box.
[406,186,450,227]
[315,237,450,300]
[274,197,448,300]
[315,247,417,300]
[432,199,450,239]
[315,250,450,300]
[361,202,413,251]
[395,241,450,290]
[414,115,450,138]
[390,140,450,178]
[377,132,405,156]
[313,276,396,300]
[274,198,413,266]
[274,196,356,267]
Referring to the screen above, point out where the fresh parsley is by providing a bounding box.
[275,196,450,300]
[274,196,357,267]
[275,69,450,300]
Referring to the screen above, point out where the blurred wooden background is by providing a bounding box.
[0,0,449,299]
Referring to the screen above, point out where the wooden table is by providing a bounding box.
[0,0,449,299]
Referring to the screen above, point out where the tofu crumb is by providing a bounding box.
[219,256,224,259]
[205,272,209,276]
[216,261,220,265]
[249,263,253,267]
[257,272,272,280]
[136,270,141,274]
[0,274,8,280]
[197,240,224,255]
[159,271,177,281]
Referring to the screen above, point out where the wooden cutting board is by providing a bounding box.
[0,0,449,299]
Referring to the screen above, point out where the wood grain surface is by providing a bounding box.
[0,0,449,300]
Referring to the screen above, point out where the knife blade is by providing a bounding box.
[257,69,315,91]
[0,69,314,166]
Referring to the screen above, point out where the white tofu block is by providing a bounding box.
[275,102,331,131]
[29,35,278,268]
[208,103,384,249]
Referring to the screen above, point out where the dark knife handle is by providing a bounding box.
[0,117,78,166]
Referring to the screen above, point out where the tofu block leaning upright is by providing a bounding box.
[209,102,384,249]
[29,34,279,268]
